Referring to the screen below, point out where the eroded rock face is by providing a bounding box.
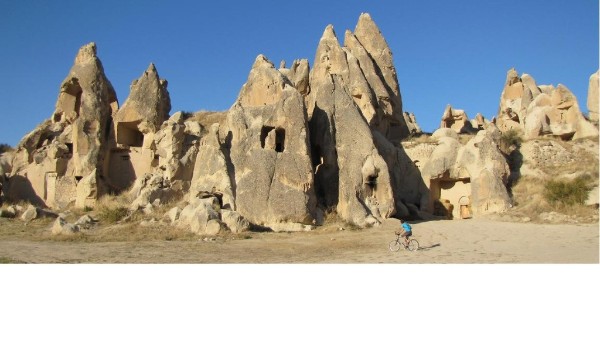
[440,104,477,134]
[306,23,399,227]
[7,43,118,208]
[410,128,511,219]
[588,70,599,123]
[496,68,598,140]
[108,64,171,191]
[114,63,171,136]
[226,55,317,227]
[189,123,235,210]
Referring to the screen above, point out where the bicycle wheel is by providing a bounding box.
[389,239,402,252]
[407,239,419,252]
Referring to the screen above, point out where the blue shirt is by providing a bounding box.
[402,222,412,232]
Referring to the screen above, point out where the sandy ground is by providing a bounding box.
[0,218,597,263]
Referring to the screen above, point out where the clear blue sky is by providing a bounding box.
[1,0,598,146]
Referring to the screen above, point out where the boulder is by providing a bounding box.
[0,206,16,218]
[221,209,250,233]
[20,205,38,222]
[73,214,97,229]
[51,217,80,235]
[177,198,221,234]
[164,206,181,224]
[129,173,181,211]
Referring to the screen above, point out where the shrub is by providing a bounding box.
[0,143,13,154]
[500,129,523,149]
[543,176,592,206]
[97,206,129,223]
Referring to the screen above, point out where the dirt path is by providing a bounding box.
[1,219,597,263]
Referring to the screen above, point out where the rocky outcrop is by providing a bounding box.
[227,55,317,227]
[440,104,478,134]
[496,68,598,140]
[405,128,511,219]
[306,23,397,227]
[114,63,170,137]
[588,70,599,123]
[108,64,171,191]
[6,43,118,208]
[5,13,527,227]
[189,123,235,210]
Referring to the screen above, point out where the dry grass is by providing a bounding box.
[187,110,228,131]
[509,176,598,222]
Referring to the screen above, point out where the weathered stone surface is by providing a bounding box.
[440,104,476,134]
[586,186,599,206]
[75,169,97,209]
[20,205,38,222]
[189,123,235,210]
[279,59,310,96]
[306,23,399,227]
[220,209,250,233]
[73,214,97,229]
[177,198,221,234]
[353,13,405,133]
[8,42,118,208]
[268,222,313,232]
[153,113,186,180]
[0,205,16,218]
[114,63,170,137]
[457,131,511,215]
[129,173,181,211]
[164,206,181,224]
[496,68,598,140]
[587,70,599,123]
[108,63,171,191]
[227,55,317,227]
[518,139,575,177]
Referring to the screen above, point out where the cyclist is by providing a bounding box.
[395,219,412,246]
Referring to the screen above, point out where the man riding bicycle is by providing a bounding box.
[395,219,412,246]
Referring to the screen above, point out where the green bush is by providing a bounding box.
[543,176,591,206]
[499,129,523,151]
[97,206,129,223]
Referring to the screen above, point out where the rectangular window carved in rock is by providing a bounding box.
[275,128,285,152]
[260,126,275,149]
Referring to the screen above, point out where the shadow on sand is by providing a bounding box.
[417,243,441,251]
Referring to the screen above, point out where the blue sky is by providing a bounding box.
[0,0,598,146]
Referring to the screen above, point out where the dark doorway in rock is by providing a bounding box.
[116,121,144,147]
[364,175,377,197]
[260,126,275,149]
[275,128,285,152]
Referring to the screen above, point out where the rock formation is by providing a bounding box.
[496,68,598,140]
[403,127,511,219]
[588,70,599,123]
[6,43,119,208]
[4,13,528,233]
[109,63,171,191]
[440,104,478,134]
[226,55,317,228]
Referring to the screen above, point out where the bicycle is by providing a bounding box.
[389,231,419,252]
